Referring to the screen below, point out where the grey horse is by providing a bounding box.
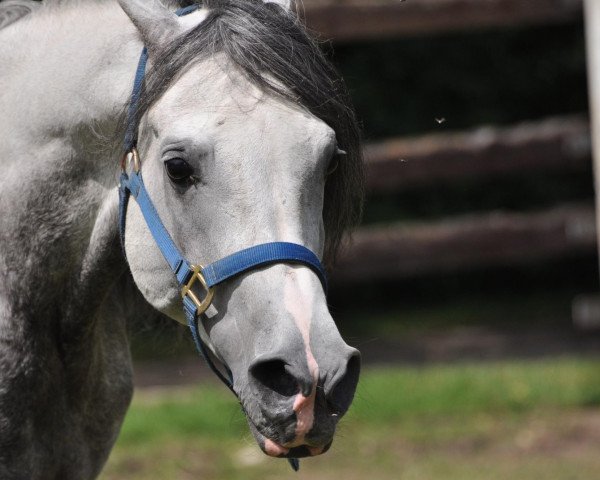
[0,0,364,478]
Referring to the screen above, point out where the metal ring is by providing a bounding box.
[120,147,141,174]
[181,265,216,316]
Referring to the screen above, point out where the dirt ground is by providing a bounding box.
[102,407,600,480]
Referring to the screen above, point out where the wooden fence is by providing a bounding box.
[302,0,595,284]
[365,116,590,192]
[302,0,583,41]
[334,115,595,283]
[334,204,595,283]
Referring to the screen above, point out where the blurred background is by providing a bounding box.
[102,0,600,479]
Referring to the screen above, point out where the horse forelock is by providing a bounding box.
[134,0,365,268]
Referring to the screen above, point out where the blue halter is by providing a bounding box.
[118,4,327,419]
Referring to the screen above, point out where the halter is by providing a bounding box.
[118,6,324,469]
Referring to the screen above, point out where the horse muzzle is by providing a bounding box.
[238,344,360,458]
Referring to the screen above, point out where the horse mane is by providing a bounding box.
[0,0,40,29]
[136,0,365,268]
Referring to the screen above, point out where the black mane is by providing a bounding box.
[137,0,364,266]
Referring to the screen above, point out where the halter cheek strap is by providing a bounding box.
[119,153,327,390]
[118,4,328,424]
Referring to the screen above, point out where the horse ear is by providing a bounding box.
[264,0,294,12]
[118,0,207,51]
[118,0,178,50]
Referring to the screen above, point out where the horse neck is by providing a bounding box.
[0,1,142,314]
[0,1,141,164]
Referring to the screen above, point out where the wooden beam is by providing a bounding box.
[302,0,583,42]
[364,116,591,193]
[333,205,596,283]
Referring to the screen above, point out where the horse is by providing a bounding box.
[0,0,364,478]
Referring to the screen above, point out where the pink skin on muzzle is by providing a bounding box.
[260,268,325,457]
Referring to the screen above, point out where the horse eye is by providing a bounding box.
[164,158,194,183]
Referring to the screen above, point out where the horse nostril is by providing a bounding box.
[249,359,298,397]
[326,351,361,416]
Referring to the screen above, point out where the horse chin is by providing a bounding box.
[245,416,332,459]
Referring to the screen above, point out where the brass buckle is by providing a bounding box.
[120,147,141,174]
[181,265,215,316]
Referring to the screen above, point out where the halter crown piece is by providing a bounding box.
[118,5,326,471]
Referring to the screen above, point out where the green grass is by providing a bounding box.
[116,388,246,446]
[102,358,600,480]
[351,359,600,421]
[116,358,600,447]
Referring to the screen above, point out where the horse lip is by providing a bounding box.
[245,416,331,459]
[262,437,330,459]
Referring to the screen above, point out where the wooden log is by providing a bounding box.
[333,205,596,283]
[302,0,583,42]
[364,116,591,193]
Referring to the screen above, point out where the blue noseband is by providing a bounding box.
[118,4,327,408]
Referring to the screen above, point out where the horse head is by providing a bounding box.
[118,0,363,459]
